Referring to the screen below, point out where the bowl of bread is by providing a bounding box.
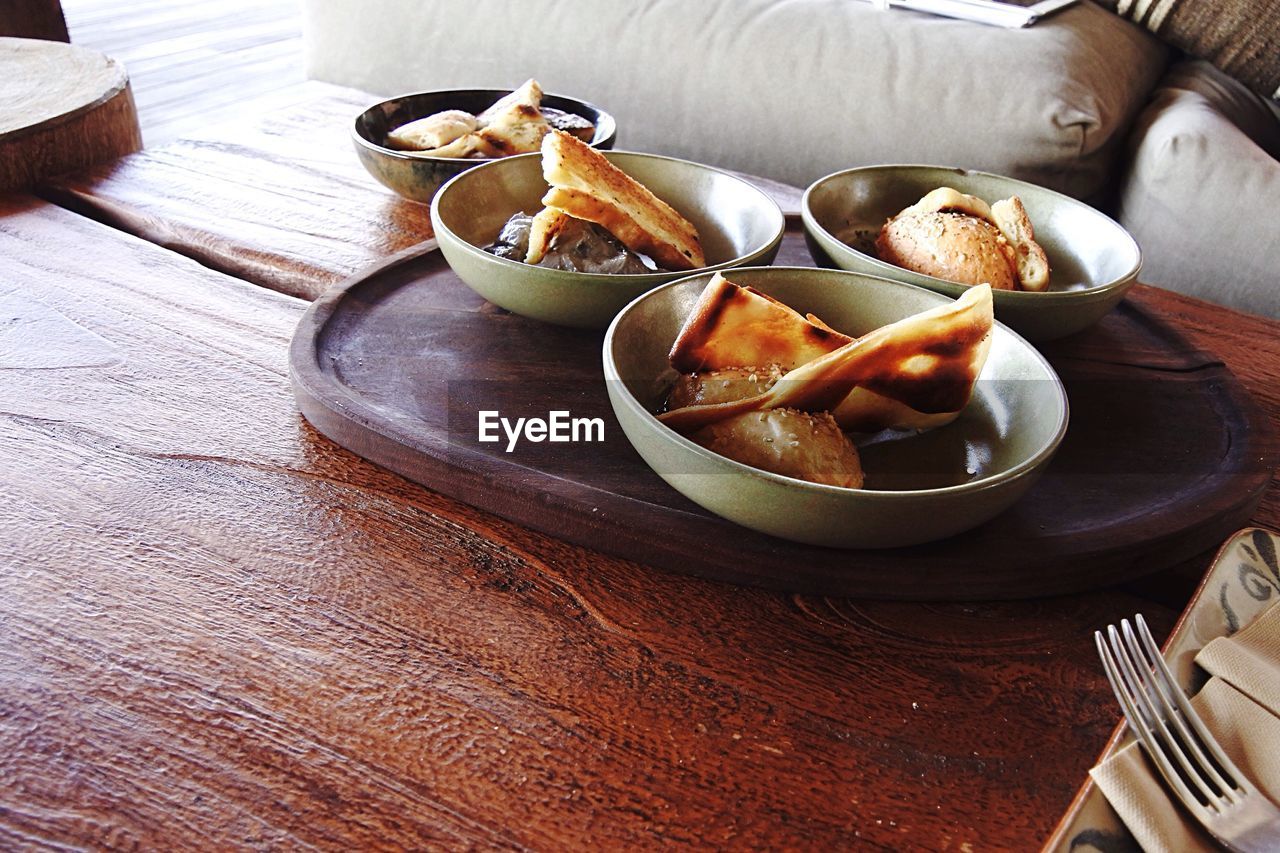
[802,165,1141,341]
[353,79,616,203]
[603,266,1068,548]
[431,130,785,328]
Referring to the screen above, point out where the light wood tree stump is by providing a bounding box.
[0,37,142,192]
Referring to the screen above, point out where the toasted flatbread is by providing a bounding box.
[540,130,704,271]
[394,79,552,158]
[477,78,543,125]
[668,272,850,373]
[386,109,477,151]
[477,79,549,156]
[402,133,493,159]
[661,281,994,434]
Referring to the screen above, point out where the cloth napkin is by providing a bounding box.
[1090,601,1280,852]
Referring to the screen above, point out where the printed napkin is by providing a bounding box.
[1089,601,1280,852]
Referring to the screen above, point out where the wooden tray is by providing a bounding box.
[289,228,1278,600]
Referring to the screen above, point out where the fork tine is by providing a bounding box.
[1116,614,1233,809]
[1134,614,1248,807]
[1095,627,1205,813]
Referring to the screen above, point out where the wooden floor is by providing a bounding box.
[61,0,305,147]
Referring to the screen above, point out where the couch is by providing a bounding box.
[301,0,1280,318]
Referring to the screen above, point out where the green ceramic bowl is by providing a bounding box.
[603,267,1069,549]
[431,151,785,329]
[353,88,616,204]
[802,165,1142,342]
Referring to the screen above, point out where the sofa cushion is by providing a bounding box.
[303,0,1166,201]
[1117,60,1280,318]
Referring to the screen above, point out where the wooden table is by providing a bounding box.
[3,84,1276,849]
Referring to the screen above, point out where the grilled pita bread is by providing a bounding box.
[668,273,850,374]
[477,79,549,156]
[661,279,993,434]
[393,79,553,158]
[386,109,478,151]
[540,130,704,271]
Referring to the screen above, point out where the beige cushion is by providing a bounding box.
[303,0,1166,200]
[1118,60,1280,317]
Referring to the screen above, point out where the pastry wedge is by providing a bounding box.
[900,186,994,222]
[540,130,704,271]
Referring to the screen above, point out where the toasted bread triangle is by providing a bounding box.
[540,130,704,271]
[668,273,851,374]
[661,280,994,434]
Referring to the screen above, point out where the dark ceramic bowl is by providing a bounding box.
[353,88,617,204]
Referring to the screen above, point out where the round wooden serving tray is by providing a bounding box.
[290,227,1277,600]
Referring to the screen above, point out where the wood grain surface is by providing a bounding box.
[0,195,1218,849]
[16,84,1280,847]
[0,37,141,192]
[291,231,1276,600]
[38,82,803,301]
[60,0,305,146]
[37,82,429,300]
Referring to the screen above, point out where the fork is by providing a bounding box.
[1095,614,1280,852]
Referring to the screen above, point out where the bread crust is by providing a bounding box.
[991,196,1050,292]
[877,212,1019,291]
[690,409,864,488]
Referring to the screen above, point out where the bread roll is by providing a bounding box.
[690,409,864,489]
[876,211,1019,291]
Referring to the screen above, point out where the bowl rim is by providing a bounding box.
[351,87,618,164]
[800,163,1142,302]
[602,265,1071,499]
[430,149,787,282]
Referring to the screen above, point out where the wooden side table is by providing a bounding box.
[0,37,142,192]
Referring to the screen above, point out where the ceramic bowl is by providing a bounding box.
[802,165,1142,342]
[431,151,785,329]
[603,266,1069,549]
[353,88,617,203]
